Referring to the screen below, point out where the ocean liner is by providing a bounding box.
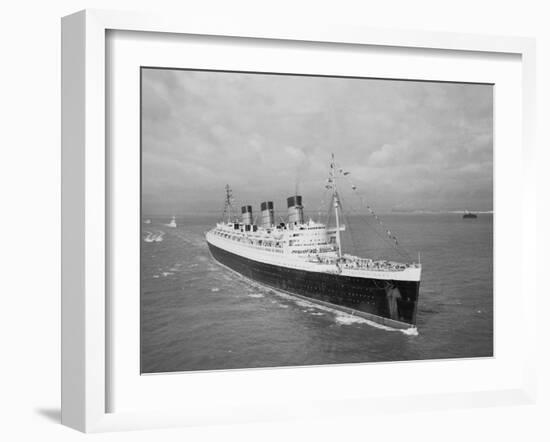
[206,155,422,329]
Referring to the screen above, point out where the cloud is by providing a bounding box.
[368,142,414,167]
[141,69,493,214]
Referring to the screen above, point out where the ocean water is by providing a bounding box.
[141,214,493,373]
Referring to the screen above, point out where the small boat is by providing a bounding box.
[463,211,477,219]
[167,216,177,228]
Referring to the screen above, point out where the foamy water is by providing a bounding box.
[143,230,165,243]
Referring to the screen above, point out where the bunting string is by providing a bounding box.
[324,160,412,260]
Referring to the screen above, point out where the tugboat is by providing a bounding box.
[463,211,478,219]
[205,154,422,330]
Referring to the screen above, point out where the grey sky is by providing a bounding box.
[141,68,493,216]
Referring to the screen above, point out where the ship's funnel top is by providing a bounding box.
[241,205,253,225]
[287,195,302,208]
[260,201,274,228]
[287,195,304,225]
[260,201,274,211]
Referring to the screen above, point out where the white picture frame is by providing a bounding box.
[61,9,537,433]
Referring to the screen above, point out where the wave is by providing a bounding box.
[173,231,207,249]
[334,314,369,326]
[333,312,418,335]
[401,327,419,336]
[143,231,165,243]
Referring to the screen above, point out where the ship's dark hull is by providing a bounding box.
[207,241,420,328]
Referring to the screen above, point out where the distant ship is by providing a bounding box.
[463,211,478,219]
[205,155,422,330]
[167,216,177,228]
[144,219,152,224]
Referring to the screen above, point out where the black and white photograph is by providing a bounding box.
[5,0,548,439]
[140,68,493,374]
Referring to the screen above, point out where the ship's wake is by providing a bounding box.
[143,231,165,243]
[172,231,208,249]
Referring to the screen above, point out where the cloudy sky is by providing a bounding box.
[141,68,493,216]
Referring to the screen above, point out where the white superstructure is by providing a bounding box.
[206,218,421,282]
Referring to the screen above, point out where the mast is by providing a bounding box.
[330,154,343,258]
[334,193,343,258]
[224,184,233,223]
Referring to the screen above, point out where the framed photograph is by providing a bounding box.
[61,9,537,432]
